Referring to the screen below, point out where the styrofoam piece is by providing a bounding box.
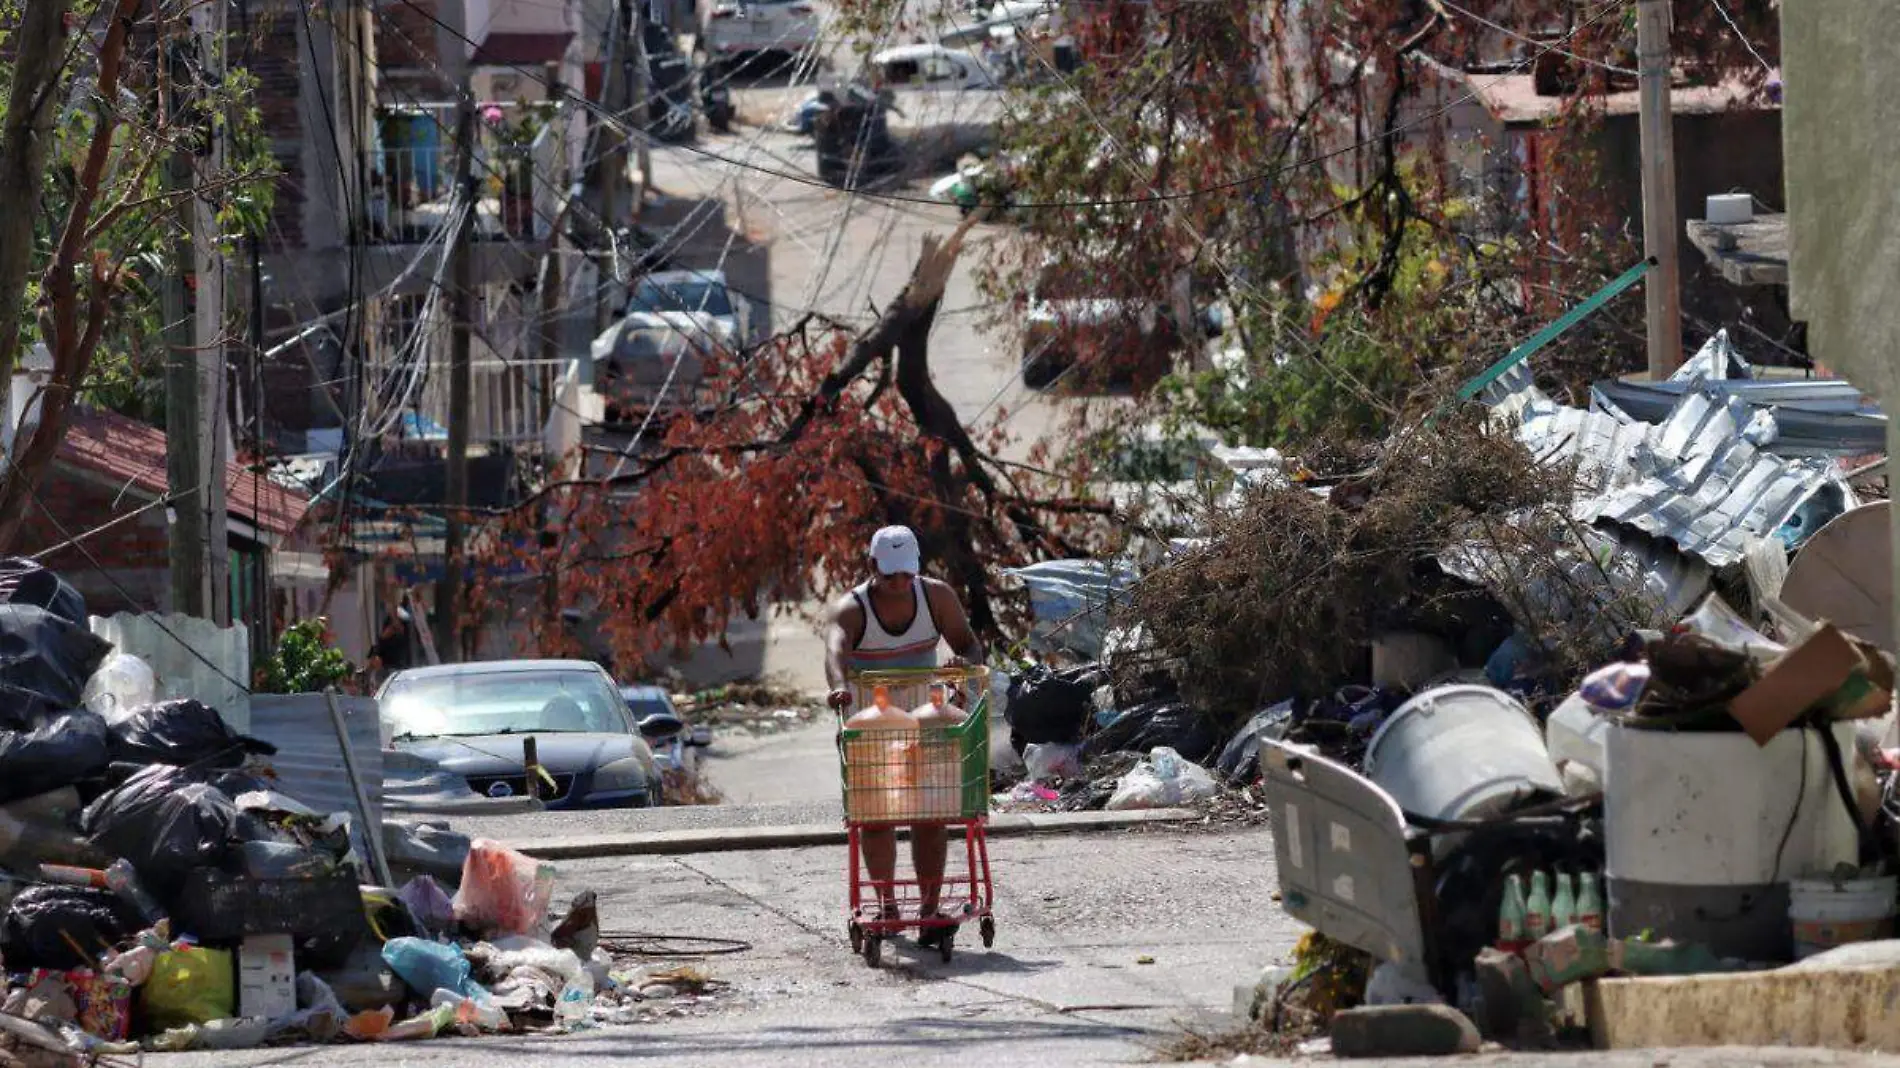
[1604,722,1859,886]
[89,613,250,733]
[1706,193,1754,225]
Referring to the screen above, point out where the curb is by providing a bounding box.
[513,807,1202,860]
[1590,965,1900,1050]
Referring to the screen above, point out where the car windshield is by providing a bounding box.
[624,695,673,721]
[631,277,733,318]
[383,669,628,738]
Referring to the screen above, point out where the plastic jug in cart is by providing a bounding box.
[911,684,965,818]
[845,685,918,820]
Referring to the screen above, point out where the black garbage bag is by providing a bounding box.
[0,603,112,709]
[1,885,140,970]
[81,764,244,904]
[1005,664,1097,749]
[1081,700,1220,765]
[0,558,89,628]
[107,698,276,769]
[1214,703,1295,785]
[0,707,111,802]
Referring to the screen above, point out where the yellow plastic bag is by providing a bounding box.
[140,946,234,1030]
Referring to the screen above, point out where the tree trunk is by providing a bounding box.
[0,0,74,384]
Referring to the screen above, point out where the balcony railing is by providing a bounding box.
[371,106,565,245]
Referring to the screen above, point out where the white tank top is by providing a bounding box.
[847,577,941,667]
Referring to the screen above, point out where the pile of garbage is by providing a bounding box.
[672,681,823,734]
[0,560,719,1060]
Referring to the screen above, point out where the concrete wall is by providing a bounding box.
[1784,0,1900,400]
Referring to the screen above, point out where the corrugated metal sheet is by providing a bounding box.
[1592,380,1885,457]
[249,694,384,844]
[91,613,251,733]
[1494,374,1854,570]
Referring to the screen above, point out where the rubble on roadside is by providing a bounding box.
[1009,333,1900,1058]
[0,558,733,1056]
[671,680,824,734]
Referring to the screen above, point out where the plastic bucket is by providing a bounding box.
[1362,685,1562,824]
[1790,875,1898,959]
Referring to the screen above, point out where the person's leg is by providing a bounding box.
[862,828,900,917]
[911,823,949,917]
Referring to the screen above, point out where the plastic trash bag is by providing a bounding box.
[80,764,242,902]
[106,698,275,768]
[1081,700,1220,765]
[381,937,485,1000]
[453,839,556,938]
[1104,746,1220,810]
[1023,742,1084,783]
[0,558,87,627]
[398,876,455,933]
[141,945,236,1029]
[0,709,111,803]
[1215,702,1295,784]
[0,604,112,708]
[82,653,158,724]
[1004,665,1096,747]
[0,885,140,970]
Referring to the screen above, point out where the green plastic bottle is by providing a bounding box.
[1576,872,1605,934]
[1551,871,1577,930]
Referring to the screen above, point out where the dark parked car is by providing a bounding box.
[379,660,662,809]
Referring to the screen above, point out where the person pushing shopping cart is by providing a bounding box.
[825,526,986,954]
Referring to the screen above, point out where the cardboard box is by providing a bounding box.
[1728,623,1896,746]
[237,934,296,1021]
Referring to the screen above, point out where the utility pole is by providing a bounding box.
[593,0,633,337]
[164,0,230,621]
[631,0,651,191]
[437,96,477,662]
[1636,0,1682,378]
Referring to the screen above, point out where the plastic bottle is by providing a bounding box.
[555,979,593,1028]
[431,989,505,1031]
[1525,871,1553,942]
[105,858,167,923]
[1498,873,1528,952]
[910,684,964,818]
[845,685,918,820]
[1576,872,1605,934]
[1550,871,1577,931]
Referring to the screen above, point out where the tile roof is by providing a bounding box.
[58,407,312,538]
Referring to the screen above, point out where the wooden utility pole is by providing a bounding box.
[593,0,634,336]
[1636,0,1682,378]
[437,96,477,661]
[631,0,651,191]
[164,0,230,621]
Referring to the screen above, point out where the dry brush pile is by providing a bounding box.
[1116,410,1579,724]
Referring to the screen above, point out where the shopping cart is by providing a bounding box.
[838,665,996,967]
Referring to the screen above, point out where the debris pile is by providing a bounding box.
[673,680,823,734]
[1011,333,1897,1055]
[0,559,725,1059]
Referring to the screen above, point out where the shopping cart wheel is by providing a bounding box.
[938,931,955,963]
[980,916,996,948]
[848,921,864,954]
[863,935,883,968]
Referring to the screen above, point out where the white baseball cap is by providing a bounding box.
[869,526,921,576]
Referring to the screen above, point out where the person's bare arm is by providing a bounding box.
[925,579,985,665]
[824,594,865,709]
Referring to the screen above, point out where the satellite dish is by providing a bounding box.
[1783,501,1892,654]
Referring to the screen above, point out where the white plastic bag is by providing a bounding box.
[82,653,159,724]
[1151,746,1220,803]
[1023,742,1084,783]
[1105,746,1221,810]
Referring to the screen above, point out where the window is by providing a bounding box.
[630,276,734,318]
[381,668,630,739]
